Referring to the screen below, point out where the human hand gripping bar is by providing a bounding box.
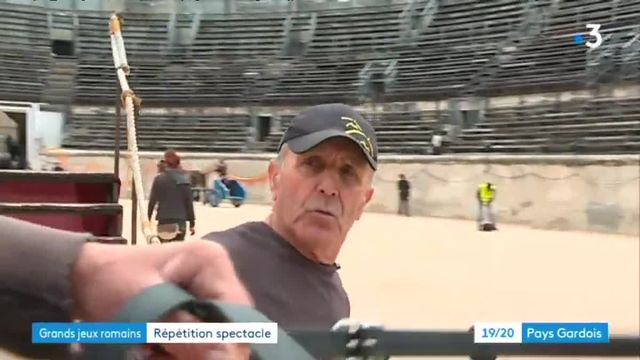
[79,283,316,360]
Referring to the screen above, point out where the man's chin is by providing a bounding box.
[296,220,340,241]
[299,210,335,224]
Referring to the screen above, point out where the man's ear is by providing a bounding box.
[356,187,375,220]
[365,187,374,204]
[268,160,280,201]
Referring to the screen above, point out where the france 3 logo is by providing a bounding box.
[575,24,603,50]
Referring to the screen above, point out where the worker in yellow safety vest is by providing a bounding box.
[476,182,497,230]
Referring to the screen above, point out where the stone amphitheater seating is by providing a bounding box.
[268,0,531,102]
[450,97,640,154]
[388,0,531,99]
[74,11,285,106]
[261,110,441,154]
[1,1,638,104]
[62,97,639,155]
[306,3,404,55]
[75,12,205,104]
[371,110,440,154]
[484,0,640,94]
[265,4,404,101]
[63,108,250,152]
[1,1,639,156]
[0,3,50,103]
[193,13,286,57]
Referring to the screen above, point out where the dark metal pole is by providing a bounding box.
[131,102,140,246]
[112,88,121,238]
[114,89,120,182]
[131,178,137,246]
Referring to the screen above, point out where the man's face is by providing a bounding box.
[268,137,374,263]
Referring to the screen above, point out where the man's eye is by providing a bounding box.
[341,166,358,178]
[303,158,319,168]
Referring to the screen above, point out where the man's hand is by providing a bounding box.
[72,240,252,360]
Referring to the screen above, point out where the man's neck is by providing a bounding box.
[264,214,336,267]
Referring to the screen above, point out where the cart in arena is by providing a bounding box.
[206,177,247,207]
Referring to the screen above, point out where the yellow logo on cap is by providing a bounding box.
[342,116,374,158]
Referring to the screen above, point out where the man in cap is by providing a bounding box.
[148,149,196,242]
[204,103,377,329]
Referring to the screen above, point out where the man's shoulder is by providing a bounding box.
[165,169,191,185]
[203,221,268,246]
[202,221,279,269]
[153,172,171,181]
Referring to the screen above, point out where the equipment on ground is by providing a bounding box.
[207,178,247,207]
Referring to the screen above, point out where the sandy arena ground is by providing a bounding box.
[128,200,639,359]
[4,200,639,359]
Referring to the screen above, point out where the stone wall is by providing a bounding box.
[46,149,639,236]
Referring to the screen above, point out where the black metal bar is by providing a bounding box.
[112,89,121,238]
[287,330,640,358]
[131,101,142,245]
[0,203,122,214]
[114,89,121,187]
[131,181,137,246]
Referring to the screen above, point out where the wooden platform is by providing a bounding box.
[0,170,123,237]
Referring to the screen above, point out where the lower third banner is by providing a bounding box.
[32,322,278,344]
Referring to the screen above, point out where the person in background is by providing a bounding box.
[431,131,443,155]
[0,135,18,169]
[157,159,166,173]
[215,158,230,187]
[0,136,11,169]
[397,174,411,216]
[215,159,228,177]
[148,150,195,242]
[476,181,497,231]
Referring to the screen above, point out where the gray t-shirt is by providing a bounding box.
[204,221,350,330]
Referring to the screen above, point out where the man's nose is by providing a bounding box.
[317,173,339,197]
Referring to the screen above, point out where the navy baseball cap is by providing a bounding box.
[278,103,378,170]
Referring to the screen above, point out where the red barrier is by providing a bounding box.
[8,212,122,237]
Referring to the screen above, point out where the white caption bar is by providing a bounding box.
[146,322,278,344]
[474,322,522,343]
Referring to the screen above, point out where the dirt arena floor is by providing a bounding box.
[4,199,639,359]
[127,200,639,360]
